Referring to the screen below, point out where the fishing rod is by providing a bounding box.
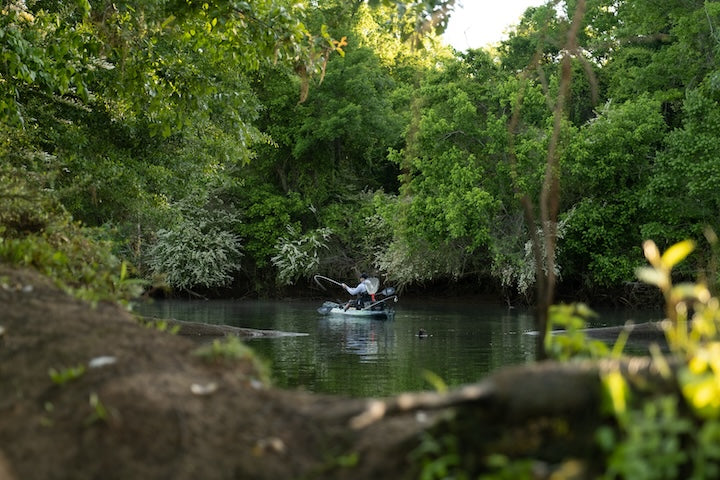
[313,275,343,289]
[314,274,381,294]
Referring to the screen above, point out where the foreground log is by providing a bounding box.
[0,266,676,479]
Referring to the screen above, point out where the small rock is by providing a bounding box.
[190,382,218,395]
[88,356,117,368]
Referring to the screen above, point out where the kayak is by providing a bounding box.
[318,301,395,320]
[313,275,399,320]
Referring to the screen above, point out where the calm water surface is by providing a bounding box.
[134,299,658,397]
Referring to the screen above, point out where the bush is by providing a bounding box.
[0,163,144,304]
[146,215,242,292]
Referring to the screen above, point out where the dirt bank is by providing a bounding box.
[0,265,439,479]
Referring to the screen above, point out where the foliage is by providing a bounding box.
[477,455,536,480]
[410,432,464,480]
[3,0,720,299]
[192,336,271,384]
[0,0,356,296]
[314,190,397,280]
[0,2,99,126]
[193,336,252,362]
[48,365,86,386]
[377,51,511,288]
[636,238,720,419]
[481,239,720,478]
[85,392,111,426]
[272,226,333,285]
[145,202,242,292]
[238,8,416,284]
[598,395,692,480]
[595,239,720,478]
[544,302,610,361]
[140,318,181,335]
[640,84,720,253]
[0,163,145,304]
[494,215,572,299]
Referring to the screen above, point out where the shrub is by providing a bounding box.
[146,216,242,291]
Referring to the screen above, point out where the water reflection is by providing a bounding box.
[318,317,394,363]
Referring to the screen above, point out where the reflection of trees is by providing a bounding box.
[318,318,396,362]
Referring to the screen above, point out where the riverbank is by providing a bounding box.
[157,274,664,311]
[0,264,674,479]
[0,265,403,479]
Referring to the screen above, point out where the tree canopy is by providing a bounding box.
[2,0,720,303]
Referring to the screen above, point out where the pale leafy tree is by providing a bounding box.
[494,215,573,300]
[147,204,243,291]
[272,226,333,285]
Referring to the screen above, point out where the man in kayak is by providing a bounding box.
[342,273,372,309]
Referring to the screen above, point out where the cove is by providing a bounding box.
[134,299,659,398]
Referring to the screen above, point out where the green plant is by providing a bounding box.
[48,365,86,386]
[544,302,611,361]
[598,395,692,480]
[478,454,536,480]
[141,318,181,335]
[192,337,270,384]
[85,392,110,426]
[596,238,720,478]
[410,432,465,480]
[636,239,720,418]
[271,226,332,285]
[146,215,242,291]
[422,369,448,394]
[193,337,251,361]
[0,166,146,305]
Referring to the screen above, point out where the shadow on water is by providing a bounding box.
[134,299,661,397]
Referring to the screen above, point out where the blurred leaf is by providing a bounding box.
[661,239,695,270]
[635,266,666,288]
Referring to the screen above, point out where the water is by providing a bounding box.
[133,299,659,397]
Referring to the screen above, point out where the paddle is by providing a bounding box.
[361,295,398,310]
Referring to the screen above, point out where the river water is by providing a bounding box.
[133,299,659,398]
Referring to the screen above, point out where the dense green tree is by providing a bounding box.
[378,50,511,287]
[641,83,720,260]
[0,0,335,292]
[560,96,666,290]
[246,4,445,287]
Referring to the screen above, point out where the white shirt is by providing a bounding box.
[344,281,368,296]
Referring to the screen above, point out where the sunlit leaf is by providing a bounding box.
[642,240,661,266]
[689,355,709,374]
[679,367,720,419]
[602,370,628,415]
[635,266,666,287]
[422,369,448,393]
[661,239,695,270]
[120,261,127,282]
[684,378,720,413]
